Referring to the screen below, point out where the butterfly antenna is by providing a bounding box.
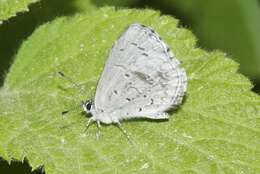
[61,103,81,116]
[58,71,85,95]
[61,110,70,115]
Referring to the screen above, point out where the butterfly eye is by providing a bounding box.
[82,100,93,113]
[86,102,92,111]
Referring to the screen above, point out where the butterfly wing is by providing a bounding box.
[94,23,187,120]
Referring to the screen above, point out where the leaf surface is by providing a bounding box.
[0,0,39,22]
[1,7,260,174]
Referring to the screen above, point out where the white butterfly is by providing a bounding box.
[80,23,187,136]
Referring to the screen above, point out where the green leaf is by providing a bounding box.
[0,0,40,23]
[1,7,260,174]
[74,0,139,12]
[0,0,137,86]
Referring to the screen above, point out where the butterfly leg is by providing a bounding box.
[84,117,95,133]
[96,120,102,139]
[115,122,134,144]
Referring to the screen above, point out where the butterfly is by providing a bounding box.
[60,23,187,139]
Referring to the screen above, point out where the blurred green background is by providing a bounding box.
[0,0,259,173]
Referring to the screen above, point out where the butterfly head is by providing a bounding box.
[82,99,94,114]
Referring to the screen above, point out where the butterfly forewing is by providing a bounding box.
[94,23,187,120]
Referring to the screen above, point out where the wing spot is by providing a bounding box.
[125,73,130,77]
[150,99,154,105]
[126,98,131,101]
[139,108,142,112]
[120,48,124,51]
[114,90,118,94]
[142,53,148,56]
[138,46,145,51]
[131,42,138,46]
[166,47,170,52]
[143,95,147,98]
